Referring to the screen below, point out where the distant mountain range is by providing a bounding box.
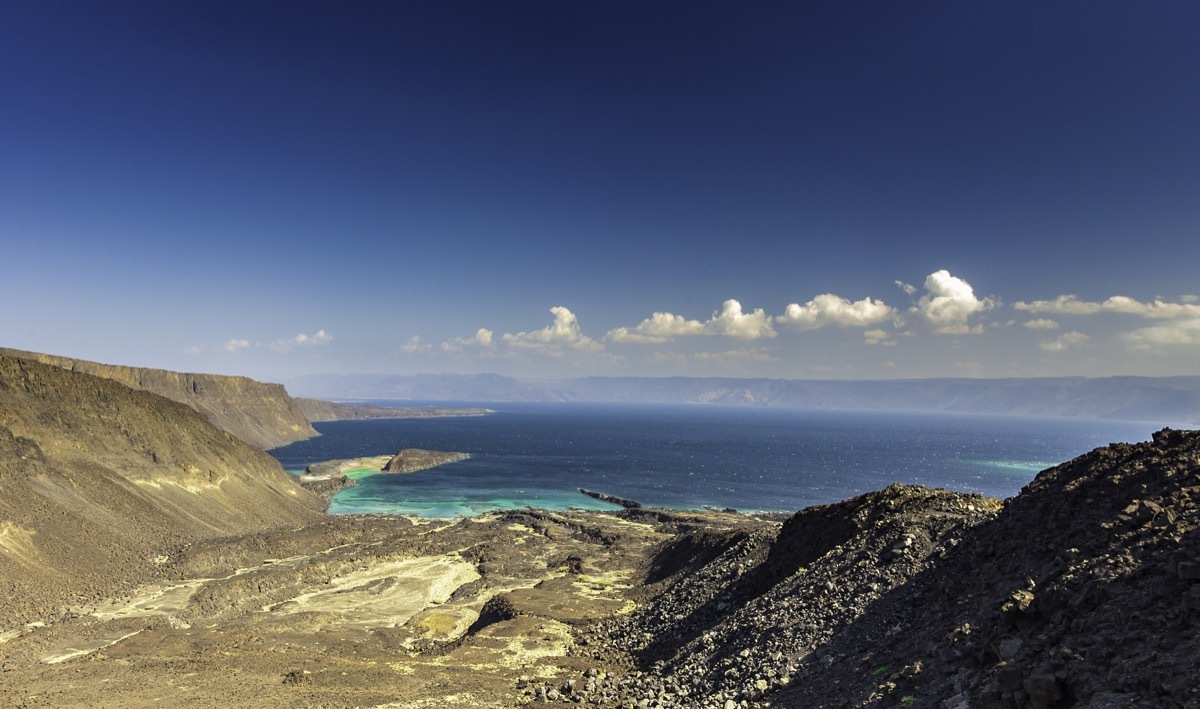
[284,373,1200,425]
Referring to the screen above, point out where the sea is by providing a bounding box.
[268,403,1160,518]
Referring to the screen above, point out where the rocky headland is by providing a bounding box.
[0,347,318,449]
[1,349,1198,708]
[297,449,471,502]
[294,397,490,422]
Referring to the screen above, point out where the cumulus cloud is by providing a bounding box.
[913,270,995,334]
[1023,318,1060,330]
[1040,331,1090,352]
[441,328,494,352]
[607,312,705,344]
[777,294,895,331]
[704,299,777,339]
[1014,295,1200,319]
[863,329,896,346]
[606,299,775,343]
[1182,295,1199,304]
[895,280,917,295]
[1120,319,1200,349]
[223,338,250,353]
[503,306,603,355]
[268,329,333,352]
[398,336,431,354]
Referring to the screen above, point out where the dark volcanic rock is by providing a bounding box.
[580,488,643,509]
[381,449,469,473]
[772,428,1200,708]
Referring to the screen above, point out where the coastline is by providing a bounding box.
[295,449,471,505]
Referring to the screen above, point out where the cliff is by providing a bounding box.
[0,348,317,449]
[0,354,324,625]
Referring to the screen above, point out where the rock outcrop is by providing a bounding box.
[0,348,317,449]
[0,354,323,626]
[382,449,470,473]
[568,430,1200,708]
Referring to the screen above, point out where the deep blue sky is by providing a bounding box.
[2,2,1198,380]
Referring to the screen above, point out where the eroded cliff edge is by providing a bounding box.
[0,354,324,626]
[0,348,317,449]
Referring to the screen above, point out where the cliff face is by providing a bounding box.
[0,348,317,449]
[0,355,324,624]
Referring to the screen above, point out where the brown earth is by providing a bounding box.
[0,348,317,449]
[0,354,324,629]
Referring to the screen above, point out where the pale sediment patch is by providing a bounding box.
[265,556,481,629]
[42,629,145,664]
[0,521,41,567]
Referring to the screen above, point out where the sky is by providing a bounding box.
[2,1,1199,382]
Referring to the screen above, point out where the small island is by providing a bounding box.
[297,448,470,499]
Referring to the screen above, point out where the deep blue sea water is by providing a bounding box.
[268,404,1158,518]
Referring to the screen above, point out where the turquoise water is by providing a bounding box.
[269,403,1158,517]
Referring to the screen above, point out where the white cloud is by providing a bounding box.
[442,328,494,352]
[1120,318,1200,349]
[1040,331,1090,352]
[704,299,777,339]
[1182,295,1199,304]
[863,329,896,346]
[1013,295,1101,315]
[606,299,775,343]
[607,312,705,344]
[1023,318,1060,330]
[503,306,603,355]
[398,336,431,354]
[223,338,249,353]
[895,280,917,295]
[777,294,894,331]
[268,329,333,352]
[913,270,995,334]
[1014,295,1200,319]
[693,347,776,363]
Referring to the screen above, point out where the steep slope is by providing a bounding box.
[774,427,1200,708]
[0,348,317,449]
[580,431,1199,708]
[0,354,324,626]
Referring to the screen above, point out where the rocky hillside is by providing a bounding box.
[0,354,324,626]
[0,348,317,449]
[569,430,1200,708]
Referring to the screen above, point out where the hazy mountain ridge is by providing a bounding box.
[287,373,1200,424]
[0,348,318,449]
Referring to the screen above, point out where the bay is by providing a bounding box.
[268,403,1158,517]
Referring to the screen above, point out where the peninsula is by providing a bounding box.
[297,449,471,501]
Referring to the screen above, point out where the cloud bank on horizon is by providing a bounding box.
[207,269,1200,379]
